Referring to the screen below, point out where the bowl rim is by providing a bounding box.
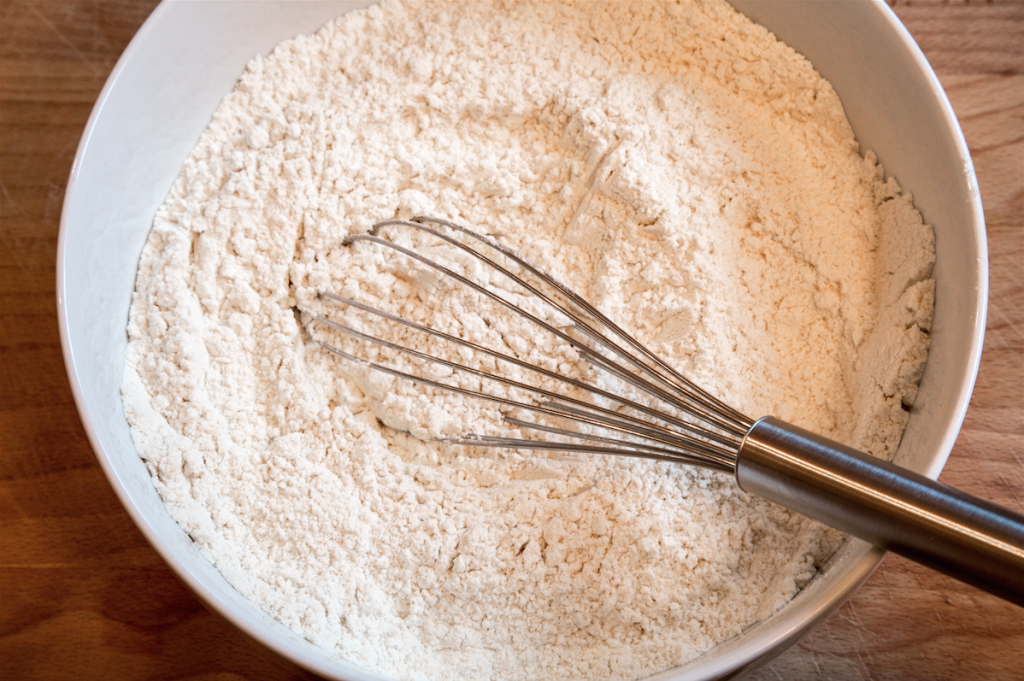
[875,0,988,483]
[55,1,988,679]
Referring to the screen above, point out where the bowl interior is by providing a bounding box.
[57,2,985,680]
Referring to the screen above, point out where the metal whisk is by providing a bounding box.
[307,216,1024,606]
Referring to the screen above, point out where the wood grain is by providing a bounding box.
[1,1,1021,680]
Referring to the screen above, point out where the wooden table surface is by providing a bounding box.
[1,1,1021,679]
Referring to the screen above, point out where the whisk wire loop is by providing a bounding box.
[314,327,738,470]
[352,220,749,437]
[313,217,756,472]
[315,336,735,469]
[318,291,737,449]
[407,216,754,431]
[312,307,736,464]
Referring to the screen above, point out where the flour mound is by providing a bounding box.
[123,2,934,680]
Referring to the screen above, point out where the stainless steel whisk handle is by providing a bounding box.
[737,417,1024,606]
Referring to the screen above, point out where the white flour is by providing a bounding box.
[122,2,935,680]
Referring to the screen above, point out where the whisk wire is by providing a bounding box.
[500,416,733,468]
[407,216,754,431]
[311,217,758,472]
[318,291,737,449]
[371,218,749,433]
[312,311,737,468]
[445,435,734,472]
[352,221,748,437]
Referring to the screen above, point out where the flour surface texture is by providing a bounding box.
[123,2,935,680]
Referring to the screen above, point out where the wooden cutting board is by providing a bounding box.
[1,1,1020,679]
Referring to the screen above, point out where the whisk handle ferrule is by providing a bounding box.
[736,416,1024,606]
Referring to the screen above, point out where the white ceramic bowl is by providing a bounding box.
[57,1,986,679]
